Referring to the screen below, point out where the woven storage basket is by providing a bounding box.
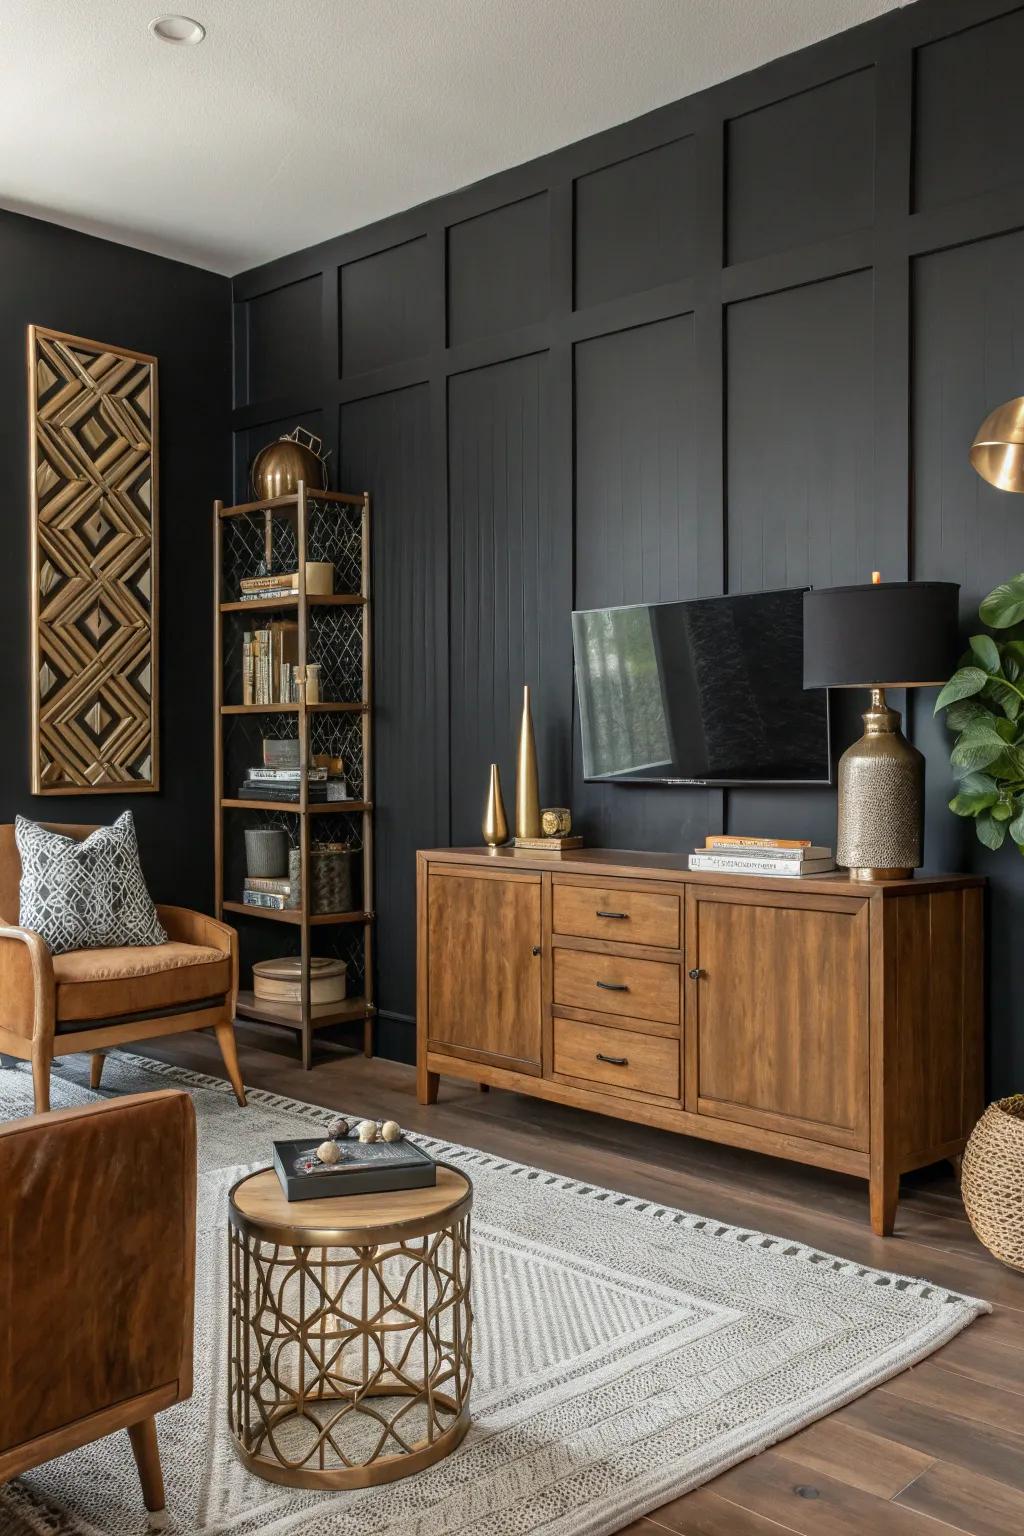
[961,1095,1024,1273]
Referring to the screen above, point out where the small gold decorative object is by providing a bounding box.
[380,1120,402,1143]
[316,1140,342,1165]
[541,807,572,837]
[515,685,542,840]
[482,762,509,847]
[357,1119,377,1143]
[327,1116,349,1140]
[250,427,329,499]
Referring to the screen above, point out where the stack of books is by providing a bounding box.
[242,622,299,705]
[242,874,296,911]
[237,765,350,804]
[688,835,835,878]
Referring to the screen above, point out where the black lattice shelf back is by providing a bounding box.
[29,325,159,794]
[214,484,374,1070]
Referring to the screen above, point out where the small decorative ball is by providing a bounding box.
[316,1140,341,1165]
[357,1119,378,1143]
[327,1116,349,1140]
[380,1120,402,1143]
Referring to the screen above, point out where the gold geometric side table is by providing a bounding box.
[228,1164,473,1489]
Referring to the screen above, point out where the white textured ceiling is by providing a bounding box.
[2,0,910,276]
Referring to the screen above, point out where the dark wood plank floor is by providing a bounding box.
[136,1025,1024,1536]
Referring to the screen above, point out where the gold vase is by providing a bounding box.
[837,688,923,880]
[515,685,542,839]
[482,763,509,848]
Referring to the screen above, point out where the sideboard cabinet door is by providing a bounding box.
[426,868,542,1071]
[686,888,869,1151]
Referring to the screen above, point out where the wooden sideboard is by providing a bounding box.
[416,847,984,1234]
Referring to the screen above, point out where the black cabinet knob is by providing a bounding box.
[532,946,541,956]
[688,967,704,980]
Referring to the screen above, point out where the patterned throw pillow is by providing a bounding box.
[16,812,167,956]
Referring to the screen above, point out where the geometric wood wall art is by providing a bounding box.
[27,325,159,793]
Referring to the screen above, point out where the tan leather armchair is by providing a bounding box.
[0,823,246,1113]
[0,1089,196,1522]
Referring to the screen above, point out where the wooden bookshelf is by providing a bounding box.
[214,480,375,1069]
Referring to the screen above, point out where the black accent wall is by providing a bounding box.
[0,210,231,909]
[232,0,1024,1092]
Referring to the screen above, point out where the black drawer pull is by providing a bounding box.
[688,967,704,980]
[596,909,628,919]
[596,1052,628,1067]
[596,980,629,991]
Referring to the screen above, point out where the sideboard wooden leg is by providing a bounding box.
[127,1416,165,1516]
[417,1066,439,1105]
[870,1167,899,1236]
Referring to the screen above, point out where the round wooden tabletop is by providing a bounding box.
[230,1162,472,1247]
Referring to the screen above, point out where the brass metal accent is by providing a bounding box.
[250,428,328,500]
[541,806,572,837]
[970,396,1024,492]
[836,688,922,880]
[28,325,159,794]
[514,685,541,839]
[482,762,509,847]
[227,1165,473,1489]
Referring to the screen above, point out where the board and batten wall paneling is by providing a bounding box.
[447,353,572,846]
[232,0,1024,1087]
[572,315,715,854]
[338,386,440,1051]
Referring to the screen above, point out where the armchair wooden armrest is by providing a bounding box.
[0,1089,196,1521]
[0,927,55,1113]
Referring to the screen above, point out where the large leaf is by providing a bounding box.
[945,699,989,732]
[980,574,1024,629]
[949,787,998,816]
[984,677,1023,721]
[994,715,1021,743]
[989,745,1024,782]
[1009,807,1024,846]
[970,633,1001,673]
[934,667,989,714]
[951,720,1010,771]
[976,812,1007,850]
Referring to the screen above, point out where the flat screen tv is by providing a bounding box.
[572,588,831,787]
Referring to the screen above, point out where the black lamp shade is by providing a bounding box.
[803,582,960,688]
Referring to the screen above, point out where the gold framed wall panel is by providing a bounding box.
[28,325,159,794]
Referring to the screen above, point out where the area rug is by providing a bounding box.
[0,1051,989,1536]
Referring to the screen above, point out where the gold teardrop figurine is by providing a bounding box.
[482,762,509,848]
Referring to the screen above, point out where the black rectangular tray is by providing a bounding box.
[272,1136,437,1202]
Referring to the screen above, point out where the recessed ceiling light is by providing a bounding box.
[150,15,206,45]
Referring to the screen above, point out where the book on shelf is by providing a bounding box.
[243,875,293,896]
[242,889,289,910]
[688,851,835,877]
[236,779,350,802]
[704,835,814,850]
[247,766,328,782]
[702,840,831,862]
[240,573,300,594]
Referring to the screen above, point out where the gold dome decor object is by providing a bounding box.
[961,1096,1024,1272]
[251,427,329,499]
[970,397,1024,492]
[482,762,509,848]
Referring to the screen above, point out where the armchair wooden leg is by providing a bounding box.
[90,1051,106,1091]
[214,1021,247,1106]
[127,1416,166,1518]
[30,1039,51,1115]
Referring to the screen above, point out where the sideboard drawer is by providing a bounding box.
[553,947,680,1025]
[552,881,680,948]
[553,1016,680,1098]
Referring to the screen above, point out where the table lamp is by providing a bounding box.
[803,579,960,880]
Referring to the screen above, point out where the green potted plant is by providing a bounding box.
[935,572,1024,853]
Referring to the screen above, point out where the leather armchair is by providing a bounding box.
[0,823,246,1113]
[0,1089,196,1522]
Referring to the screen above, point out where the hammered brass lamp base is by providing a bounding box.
[837,688,923,880]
